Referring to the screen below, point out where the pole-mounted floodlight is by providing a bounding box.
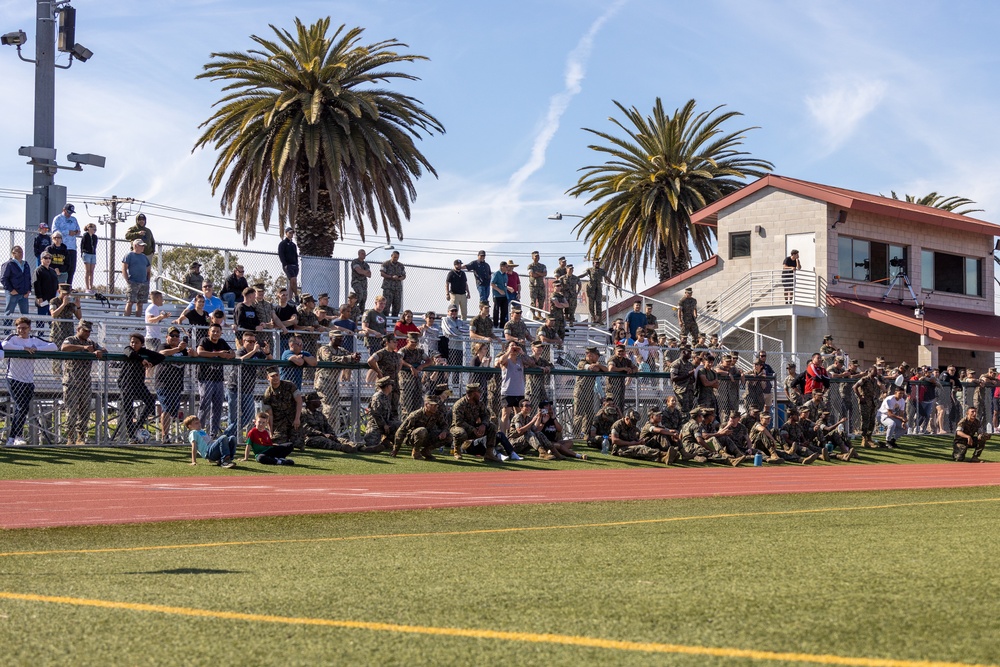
[69,43,91,62]
[548,212,584,220]
[365,243,394,254]
[1,30,27,46]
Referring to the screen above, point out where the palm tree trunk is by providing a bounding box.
[294,169,339,257]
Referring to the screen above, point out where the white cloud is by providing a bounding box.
[805,79,887,155]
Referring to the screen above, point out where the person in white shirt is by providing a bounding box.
[144,290,171,348]
[877,386,907,449]
[2,316,58,445]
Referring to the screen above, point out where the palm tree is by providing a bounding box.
[567,98,773,288]
[888,191,983,216]
[193,18,444,256]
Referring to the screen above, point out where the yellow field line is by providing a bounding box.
[0,591,991,667]
[3,496,1000,559]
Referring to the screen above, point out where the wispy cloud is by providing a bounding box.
[805,79,886,154]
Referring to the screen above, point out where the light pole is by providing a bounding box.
[364,243,395,255]
[547,212,584,220]
[3,1,101,245]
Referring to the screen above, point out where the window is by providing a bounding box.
[729,232,751,259]
[837,236,907,284]
[921,250,982,296]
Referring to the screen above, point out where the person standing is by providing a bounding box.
[195,323,235,437]
[32,221,51,268]
[572,346,608,439]
[144,290,171,349]
[280,334,318,390]
[233,287,262,334]
[498,341,535,431]
[563,264,581,324]
[490,261,510,327]
[2,246,32,320]
[49,283,81,376]
[441,304,469,380]
[124,213,156,257]
[380,250,406,317]
[121,239,151,317]
[3,317,58,446]
[315,332,360,432]
[853,366,883,448]
[350,248,371,312]
[581,259,607,323]
[676,287,698,344]
[155,326,190,443]
[32,252,59,319]
[182,262,204,299]
[505,259,521,306]
[782,249,801,304]
[554,256,568,279]
[60,320,105,445]
[51,203,81,286]
[118,333,164,443]
[226,330,268,432]
[526,251,547,319]
[80,223,99,293]
[277,228,299,299]
[45,231,69,283]
[445,259,470,319]
[624,301,646,340]
[465,250,492,307]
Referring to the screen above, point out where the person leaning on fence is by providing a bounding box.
[954,406,990,463]
[301,392,359,453]
[186,416,237,468]
[572,346,608,441]
[60,320,105,445]
[280,333,317,391]
[118,333,165,444]
[226,330,268,433]
[155,326,190,443]
[277,228,299,299]
[525,340,552,409]
[367,331,402,415]
[195,323,234,437]
[315,293,336,327]
[122,239,151,318]
[607,343,638,413]
[366,376,399,453]
[535,314,562,362]
[398,331,433,417]
[315,331,360,431]
[2,245,33,320]
[448,382,498,461]
[262,368,303,449]
[244,411,295,465]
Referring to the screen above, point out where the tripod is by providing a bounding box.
[881,269,919,305]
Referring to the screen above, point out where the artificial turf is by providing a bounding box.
[2,486,999,666]
[0,433,985,481]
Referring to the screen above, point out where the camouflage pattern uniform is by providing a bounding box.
[398,346,430,416]
[780,420,820,457]
[450,394,497,456]
[315,343,356,431]
[563,273,581,322]
[639,421,676,451]
[712,421,751,459]
[525,355,552,409]
[369,346,402,419]
[696,366,719,414]
[611,418,663,461]
[526,260,547,315]
[255,298,276,330]
[381,259,406,316]
[854,374,882,444]
[365,389,399,451]
[608,354,637,413]
[395,404,449,455]
[351,257,370,310]
[670,356,697,413]
[784,373,805,407]
[49,293,80,375]
[662,406,684,433]
[581,266,607,322]
[301,405,357,452]
[679,419,712,460]
[507,411,541,454]
[61,334,103,442]
[295,305,321,383]
[644,312,658,331]
[549,289,568,339]
[750,422,793,460]
[588,405,620,448]
[535,323,559,362]
[262,380,302,446]
[801,394,829,423]
[677,294,699,342]
[953,415,987,461]
[572,360,600,439]
[503,319,532,346]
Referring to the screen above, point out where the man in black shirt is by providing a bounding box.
[274,287,299,353]
[228,330,270,431]
[278,228,299,299]
[221,265,249,310]
[233,287,261,333]
[119,333,164,443]
[156,327,189,442]
[196,323,235,436]
[446,259,471,319]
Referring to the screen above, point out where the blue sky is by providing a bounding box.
[1,0,998,287]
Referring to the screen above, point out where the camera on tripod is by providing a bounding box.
[889,256,905,270]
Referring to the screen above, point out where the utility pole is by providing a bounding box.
[89,195,133,292]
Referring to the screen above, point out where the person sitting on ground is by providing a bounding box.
[394,395,450,461]
[748,412,789,464]
[243,411,295,465]
[610,409,671,464]
[810,411,856,461]
[587,397,621,448]
[364,376,399,453]
[778,408,822,463]
[677,409,722,463]
[954,406,990,463]
[638,409,681,464]
[301,392,359,453]
[186,416,237,468]
[506,399,545,458]
[535,399,587,460]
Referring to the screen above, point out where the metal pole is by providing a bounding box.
[31,1,56,214]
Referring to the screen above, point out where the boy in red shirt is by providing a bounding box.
[243,412,296,465]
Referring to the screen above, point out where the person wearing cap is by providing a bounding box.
[196,323,235,437]
[560,264,580,323]
[294,293,327,381]
[580,258,609,323]
[642,303,658,331]
[394,394,449,460]
[551,256,567,279]
[526,251,547,319]
[535,398,587,460]
[32,251,59,321]
[182,261,204,299]
[852,365,884,448]
[2,245,33,320]
[122,238,152,318]
[51,203,81,284]
[464,251,492,307]
[782,249,800,304]
[380,250,406,317]
[810,410,855,461]
[48,283,82,376]
[490,261,511,327]
[118,333,165,444]
[676,287,698,345]
[445,259,470,319]
[277,228,299,299]
[125,212,156,257]
[748,412,791,464]
[315,329,361,433]
[590,397,622,450]
[143,289,172,349]
[607,343,638,413]
[505,258,521,305]
[350,249,372,313]
[441,304,469,381]
[398,330,433,416]
[548,280,570,339]
[300,392,358,453]
[221,264,249,310]
[503,306,531,348]
[669,345,697,413]
[365,376,400,452]
[825,355,849,422]
[2,317,58,446]
[819,334,839,360]
[32,221,51,269]
[280,334,317,391]
[59,320,105,444]
[449,382,499,461]
[573,350,610,442]
[314,293,335,326]
[329,302,358,357]
[535,314,562,362]
[45,231,69,282]
[155,325,191,442]
[779,409,823,462]
[609,409,667,463]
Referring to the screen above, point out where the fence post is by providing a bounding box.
[224,250,231,276]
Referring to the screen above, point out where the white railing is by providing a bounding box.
[703,269,821,325]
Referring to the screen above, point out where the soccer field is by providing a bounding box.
[2,487,999,666]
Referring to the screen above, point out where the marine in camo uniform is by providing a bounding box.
[611,410,671,463]
[49,284,82,375]
[262,371,303,448]
[573,347,609,441]
[953,407,989,462]
[853,366,883,448]
[607,344,638,413]
[301,392,359,452]
[315,333,360,432]
[398,332,432,417]
[449,383,499,460]
[670,346,697,413]
[367,332,402,419]
[380,251,406,317]
[395,395,450,460]
[351,249,371,311]
[639,409,681,464]
[525,341,552,410]
[581,259,607,323]
[563,265,581,324]
[526,251,548,319]
[365,377,399,452]
[676,287,698,344]
[59,320,104,444]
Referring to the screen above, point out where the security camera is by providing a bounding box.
[1,30,27,46]
[70,43,93,62]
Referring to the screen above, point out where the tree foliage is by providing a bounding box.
[567,98,773,288]
[888,191,984,216]
[193,18,444,256]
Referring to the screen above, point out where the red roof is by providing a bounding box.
[829,295,1000,351]
[607,256,719,317]
[691,174,999,237]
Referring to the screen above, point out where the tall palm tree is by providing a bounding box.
[193,18,444,256]
[567,98,773,288]
[888,191,983,216]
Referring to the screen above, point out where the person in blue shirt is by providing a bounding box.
[32,222,51,268]
[624,300,647,339]
[280,333,317,389]
[51,203,81,286]
[190,281,225,314]
[490,261,510,327]
[465,250,492,306]
[185,416,238,468]
[2,246,32,318]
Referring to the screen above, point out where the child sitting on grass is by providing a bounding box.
[184,416,237,468]
[244,411,296,465]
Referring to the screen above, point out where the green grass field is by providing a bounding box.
[0,433,985,480]
[2,486,999,666]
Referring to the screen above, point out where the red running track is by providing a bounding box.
[2,463,999,529]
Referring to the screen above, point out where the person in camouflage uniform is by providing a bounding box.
[709,411,751,466]
[563,264,581,324]
[449,383,499,461]
[503,306,532,348]
[801,388,829,423]
[608,343,638,413]
[380,250,406,317]
[395,395,450,460]
[748,412,789,463]
[953,406,989,462]
[59,320,104,444]
[49,283,81,375]
[572,347,608,441]
[587,397,621,448]
[526,251,548,319]
[778,408,821,463]
[677,409,721,463]
[853,366,883,448]
[810,411,855,461]
[714,354,740,416]
[367,332,402,419]
[535,314,562,362]
[366,377,398,453]
[262,370,303,448]
[525,340,552,410]
[581,259,607,323]
[316,332,360,431]
[549,282,569,340]
[293,294,326,383]
[819,335,839,362]
[639,409,681,463]
[784,362,805,407]
[301,393,360,453]
[662,395,684,433]
[643,304,658,332]
[695,352,720,414]
[398,331,433,417]
[351,249,372,312]
[507,399,547,456]
[670,346,697,413]
[676,287,699,344]
[610,410,672,464]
